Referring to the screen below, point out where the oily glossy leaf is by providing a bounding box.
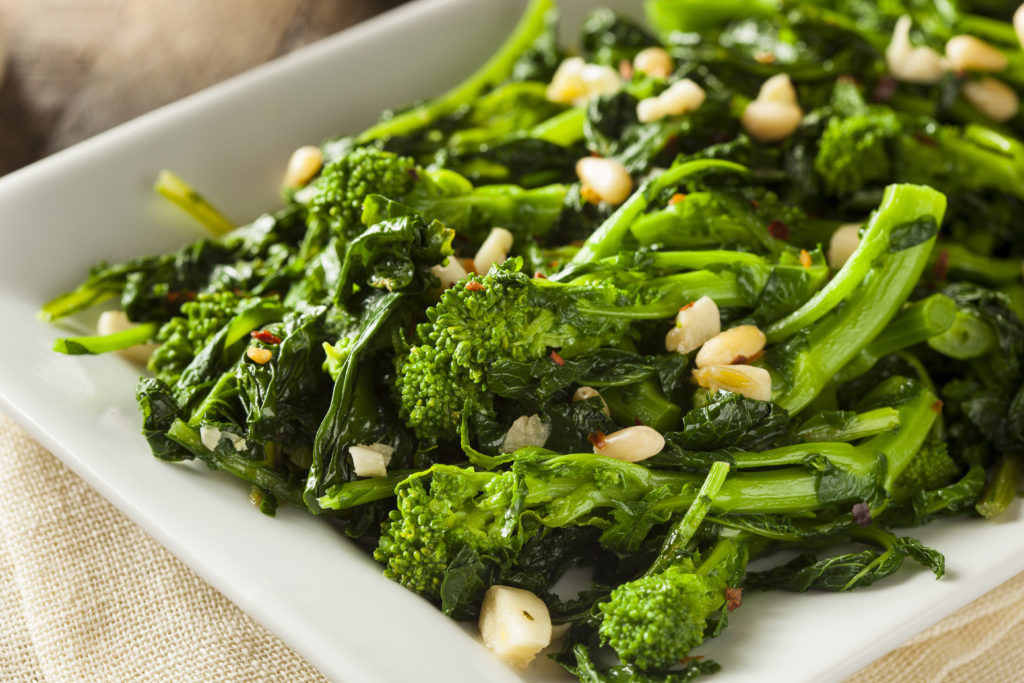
[666,391,790,452]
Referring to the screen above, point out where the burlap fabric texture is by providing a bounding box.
[2,407,1023,682]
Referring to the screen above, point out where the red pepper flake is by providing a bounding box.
[749,198,761,210]
[250,330,282,345]
[166,290,196,304]
[680,656,706,664]
[550,350,565,366]
[852,501,872,527]
[588,430,607,449]
[407,168,420,181]
[548,261,560,268]
[669,193,687,206]
[871,75,897,103]
[933,249,950,282]
[679,301,696,312]
[914,132,938,147]
[534,271,547,279]
[799,249,812,268]
[465,280,485,292]
[767,219,789,241]
[725,587,743,612]
[732,355,750,365]
[618,58,633,80]
[461,257,477,274]
[634,416,644,426]
[931,399,944,414]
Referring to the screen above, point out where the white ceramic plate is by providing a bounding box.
[1,1,1022,681]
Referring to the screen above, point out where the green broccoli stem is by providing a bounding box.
[975,455,1022,519]
[927,310,999,359]
[39,282,122,323]
[601,377,682,433]
[564,159,750,267]
[154,169,235,237]
[795,407,901,442]
[929,243,1023,286]
[357,0,553,142]
[316,473,411,510]
[766,184,944,343]
[832,293,957,384]
[644,0,777,37]
[166,418,303,507]
[899,126,1024,201]
[53,321,158,355]
[647,461,730,575]
[772,186,946,414]
[530,107,586,146]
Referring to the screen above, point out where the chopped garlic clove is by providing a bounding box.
[501,414,550,453]
[666,296,721,355]
[350,443,394,478]
[592,425,665,462]
[695,325,767,368]
[479,585,552,669]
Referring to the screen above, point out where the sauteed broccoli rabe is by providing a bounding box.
[42,0,1024,678]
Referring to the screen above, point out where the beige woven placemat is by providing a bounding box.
[1,409,1022,682]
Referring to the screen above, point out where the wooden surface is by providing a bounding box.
[0,0,405,175]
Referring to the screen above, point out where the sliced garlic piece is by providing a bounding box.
[479,585,552,669]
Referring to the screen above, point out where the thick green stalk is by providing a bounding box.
[358,0,553,142]
[975,455,1022,519]
[648,461,730,575]
[795,408,901,442]
[927,311,998,359]
[53,321,158,355]
[154,170,235,237]
[317,474,410,510]
[530,107,586,146]
[929,243,1023,286]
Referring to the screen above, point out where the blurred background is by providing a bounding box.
[0,0,408,176]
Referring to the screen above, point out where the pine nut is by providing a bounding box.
[97,310,159,365]
[282,145,323,189]
[741,100,803,142]
[576,157,633,205]
[946,35,1007,73]
[547,57,621,106]
[886,15,948,84]
[592,425,665,462]
[695,325,766,368]
[693,364,772,402]
[963,77,1020,122]
[633,47,674,79]
[757,74,798,105]
[501,414,550,453]
[479,586,552,669]
[828,223,862,269]
[1016,5,1024,49]
[430,256,468,288]
[665,295,720,355]
[637,97,668,123]
[349,443,394,478]
[473,227,514,274]
[580,63,622,98]
[573,386,611,416]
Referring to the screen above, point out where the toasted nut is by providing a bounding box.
[886,15,948,84]
[665,296,721,355]
[758,74,798,105]
[246,346,273,364]
[828,223,862,269]
[633,47,674,78]
[479,585,552,669]
[946,35,1007,73]
[97,310,159,366]
[575,157,633,205]
[695,325,767,368]
[741,100,803,142]
[637,79,707,122]
[282,145,323,189]
[693,364,772,401]
[501,414,551,453]
[349,443,394,478]
[1016,5,1024,49]
[430,256,468,288]
[963,77,1020,122]
[572,386,611,416]
[473,227,514,274]
[546,57,621,106]
[592,425,665,462]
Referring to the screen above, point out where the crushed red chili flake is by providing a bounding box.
[669,193,687,205]
[767,219,789,241]
[799,249,812,268]
[250,330,282,345]
[461,257,477,274]
[749,198,761,210]
[548,261,560,268]
[914,132,938,147]
[407,168,420,181]
[679,301,696,311]
[634,416,644,426]
[871,75,897,103]
[852,502,872,527]
[550,350,565,366]
[933,249,950,281]
[465,280,485,292]
[725,587,743,612]
[732,355,750,365]
[931,399,944,413]
[534,271,547,279]
[588,430,607,449]
[618,59,633,80]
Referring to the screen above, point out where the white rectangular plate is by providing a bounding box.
[1,1,1021,681]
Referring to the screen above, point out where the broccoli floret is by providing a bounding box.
[148,291,256,384]
[890,439,961,504]
[815,106,902,197]
[599,555,732,670]
[306,147,417,238]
